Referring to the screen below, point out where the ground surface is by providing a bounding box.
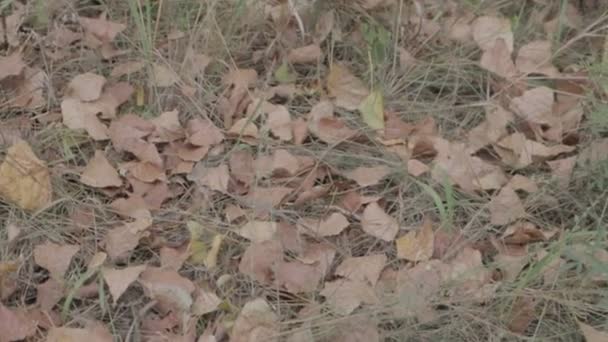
[1,0,608,341]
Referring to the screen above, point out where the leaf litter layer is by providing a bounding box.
[1,0,608,341]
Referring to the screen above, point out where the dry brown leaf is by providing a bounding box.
[139,267,196,312]
[104,225,144,260]
[189,163,230,193]
[443,13,474,42]
[152,63,179,87]
[327,63,370,111]
[467,105,514,153]
[515,40,558,77]
[79,14,126,44]
[239,240,283,284]
[313,10,335,43]
[9,67,47,109]
[507,296,536,334]
[159,246,189,271]
[273,260,322,293]
[0,52,25,81]
[547,156,576,188]
[510,86,554,125]
[578,322,608,342]
[0,140,52,211]
[0,303,37,342]
[287,44,322,64]
[407,159,430,177]
[506,175,539,193]
[102,265,146,303]
[108,114,161,165]
[238,220,278,242]
[343,165,391,187]
[433,138,507,193]
[495,253,529,282]
[361,202,399,241]
[266,104,293,141]
[149,110,183,143]
[297,212,350,237]
[186,118,225,147]
[243,186,292,214]
[320,279,378,315]
[46,323,113,342]
[335,254,386,286]
[480,38,517,78]
[495,133,575,168]
[80,150,122,188]
[192,287,221,316]
[122,161,166,183]
[174,142,209,162]
[229,149,255,185]
[292,117,309,145]
[232,298,279,342]
[396,219,434,262]
[33,241,79,281]
[313,117,358,144]
[489,186,526,225]
[61,98,109,140]
[68,72,106,102]
[398,47,417,70]
[36,278,64,311]
[228,118,259,139]
[472,16,513,52]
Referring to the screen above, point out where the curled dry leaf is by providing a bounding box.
[102,265,146,303]
[79,15,126,44]
[239,240,283,284]
[335,254,387,286]
[238,220,278,243]
[507,296,537,334]
[232,298,279,342]
[273,260,323,293]
[186,118,224,147]
[61,98,109,140]
[104,225,144,260]
[265,104,293,141]
[243,186,292,215]
[0,140,52,211]
[396,219,435,262]
[467,104,513,153]
[80,150,122,188]
[472,16,513,53]
[139,267,196,312]
[67,72,106,102]
[343,165,391,187]
[0,303,36,341]
[327,63,370,111]
[489,186,526,225]
[189,163,230,193]
[297,212,350,237]
[515,40,559,77]
[480,38,517,78]
[33,241,79,281]
[152,63,179,87]
[361,202,399,241]
[407,159,430,176]
[320,279,378,315]
[150,110,183,143]
[36,278,64,311]
[506,175,539,193]
[510,86,555,125]
[228,118,259,139]
[494,133,575,168]
[287,44,322,64]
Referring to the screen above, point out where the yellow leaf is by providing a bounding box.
[396,219,435,262]
[187,221,211,265]
[358,90,384,130]
[205,234,224,269]
[0,140,52,211]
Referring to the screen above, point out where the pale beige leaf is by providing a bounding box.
[480,39,517,78]
[361,202,399,241]
[495,253,528,282]
[46,323,113,342]
[266,105,293,141]
[343,165,391,187]
[489,186,526,225]
[320,279,378,315]
[510,86,554,125]
[396,219,434,262]
[297,212,350,237]
[547,156,576,188]
[33,241,79,281]
[104,225,142,260]
[313,10,334,43]
[61,98,109,140]
[68,72,106,102]
[139,267,195,312]
[399,47,417,70]
[36,278,64,311]
[287,44,322,64]
[495,133,575,168]
[192,287,221,316]
[186,118,224,147]
[232,298,279,342]
[298,242,336,277]
[0,51,25,81]
[335,254,387,286]
[327,64,370,111]
[0,140,52,211]
[80,150,122,188]
[102,265,146,303]
[407,159,430,177]
[228,118,259,139]
[239,240,283,284]
[515,40,559,77]
[578,322,608,342]
[189,163,230,193]
[472,16,513,52]
[506,175,539,193]
[467,104,513,153]
[150,110,184,143]
[238,220,278,242]
[79,15,126,43]
[273,261,322,293]
[0,303,37,341]
[152,63,179,87]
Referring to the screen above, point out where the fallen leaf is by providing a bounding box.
[343,165,391,187]
[0,140,52,211]
[229,149,255,185]
[313,10,334,43]
[192,287,221,316]
[480,38,517,78]
[287,44,322,64]
[0,303,37,341]
[104,225,144,260]
[495,133,575,168]
[467,104,514,153]
[110,60,145,78]
[297,212,350,237]
[509,86,554,125]
[472,16,513,52]
[189,163,230,193]
[358,90,384,130]
[243,186,292,214]
[495,252,529,282]
[335,254,386,286]
[333,316,380,342]
[102,265,146,303]
[578,321,608,342]
[361,202,399,241]
[152,63,179,87]
[108,114,161,165]
[273,260,322,293]
[46,323,113,342]
[407,159,430,176]
[61,98,109,140]
[0,52,25,81]
[238,221,278,242]
[313,117,358,144]
[160,246,189,271]
[79,14,126,44]
[292,117,309,145]
[139,267,196,312]
[239,240,283,284]
[547,156,576,188]
[299,242,336,276]
[320,279,378,315]
[232,298,279,342]
[174,142,209,162]
[205,234,224,269]
[327,63,370,111]
[33,242,79,281]
[489,186,526,225]
[67,72,106,102]
[36,278,64,311]
[507,296,536,334]
[506,175,538,193]
[398,47,417,70]
[274,61,297,84]
[149,110,183,143]
[228,118,259,139]
[265,104,293,141]
[186,118,224,147]
[396,219,435,262]
[80,150,122,188]
[515,40,559,77]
